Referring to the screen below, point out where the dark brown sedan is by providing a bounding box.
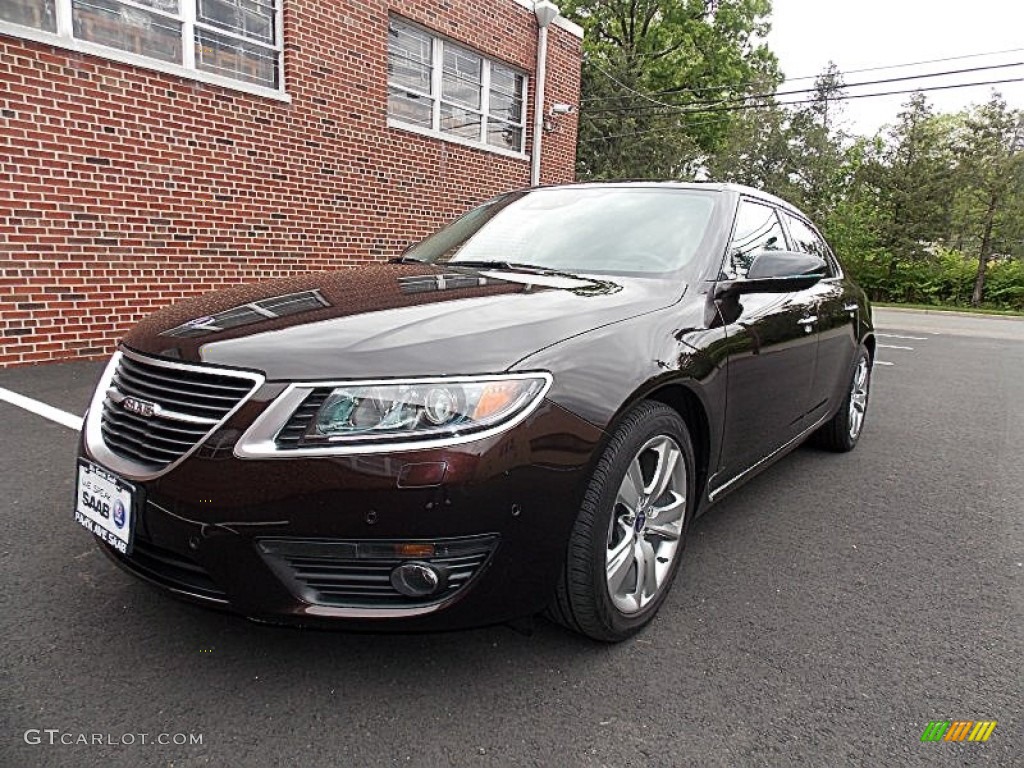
[74,182,874,641]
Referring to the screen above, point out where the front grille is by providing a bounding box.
[258,536,497,609]
[99,352,259,469]
[108,533,228,603]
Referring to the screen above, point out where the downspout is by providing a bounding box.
[531,2,559,186]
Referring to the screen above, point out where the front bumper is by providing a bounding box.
[81,392,604,631]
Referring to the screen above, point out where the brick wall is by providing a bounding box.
[0,0,581,366]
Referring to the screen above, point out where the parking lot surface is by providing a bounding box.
[1,308,1021,767]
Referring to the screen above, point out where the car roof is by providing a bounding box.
[538,180,807,219]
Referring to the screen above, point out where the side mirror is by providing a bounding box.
[714,249,827,299]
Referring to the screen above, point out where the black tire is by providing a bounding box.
[547,401,696,642]
[812,345,872,452]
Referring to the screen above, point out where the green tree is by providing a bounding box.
[951,97,1024,305]
[871,93,957,279]
[564,0,780,179]
[705,64,857,222]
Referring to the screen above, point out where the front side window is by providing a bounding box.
[405,188,719,276]
[784,214,838,276]
[725,200,787,279]
[387,17,528,155]
[1,0,283,90]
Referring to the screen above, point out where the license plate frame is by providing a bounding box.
[74,459,138,555]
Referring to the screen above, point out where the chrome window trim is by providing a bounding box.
[233,372,553,459]
[84,348,265,481]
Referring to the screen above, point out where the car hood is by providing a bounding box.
[122,263,684,380]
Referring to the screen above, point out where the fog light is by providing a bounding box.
[390,561,447,597]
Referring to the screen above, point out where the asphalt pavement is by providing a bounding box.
[0,309,1021,767]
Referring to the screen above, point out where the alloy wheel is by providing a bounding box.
[848,357,870,440]
[605,435,687,614]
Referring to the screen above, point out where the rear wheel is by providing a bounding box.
[548,401,695,642]
[813,346,871,452]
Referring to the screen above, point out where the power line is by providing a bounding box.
[582,46,1024,105]
[586,61,1023,116]
[586,60,688,111]
[584,75,1024,119]
[579,77,1024,142]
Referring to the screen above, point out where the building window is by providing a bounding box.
[0,0,283,92]
[387,17,527,156]
[1,0,58,32]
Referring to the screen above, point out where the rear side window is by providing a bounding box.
[783,214,839,277]
[724,200,787,279]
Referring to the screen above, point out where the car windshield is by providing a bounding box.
[404,187,719,275]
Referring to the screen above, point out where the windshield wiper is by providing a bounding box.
[387,255,428,264]
[446,260,585,280]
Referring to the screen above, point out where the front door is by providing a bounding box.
[714,199,819,485]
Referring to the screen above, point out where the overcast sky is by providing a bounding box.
[766,0,1024,136]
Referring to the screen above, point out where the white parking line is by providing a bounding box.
[0,387,83,431]
[874,361,895,366]
[876,333,928,341]
[878,344,914,350]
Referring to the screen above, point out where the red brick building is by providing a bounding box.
[0,0,582,365]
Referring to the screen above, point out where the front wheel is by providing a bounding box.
[813,346,872,452]
[547,401,695,642]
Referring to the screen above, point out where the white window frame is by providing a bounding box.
[387,17,528,161]
[0,0,288,101]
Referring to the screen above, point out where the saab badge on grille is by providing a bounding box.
[121,396,157,418]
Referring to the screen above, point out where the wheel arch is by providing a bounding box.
[599,378,714,512]
[646,383,712,511]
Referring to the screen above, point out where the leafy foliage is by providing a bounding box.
[562,1,1024,309]
[565,0,780,179]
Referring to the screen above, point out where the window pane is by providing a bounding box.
[388,22,431,67]
[442,44,481,109]
[388,87,433,128]
[131,0,179,12]
[726,201,786,279]
[785,214,836,275]
[488,90,522,124]
[72,0,182,63]
[490,65,523,98]
[0,0,57,31]
[195,27,277,86]
[387,20,432,94]
[388,51,430,93]
[784,215,818,254]
[198,0,275,45]
[487,119,521,151]
[441,103,481,140]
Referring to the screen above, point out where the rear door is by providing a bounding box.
[781,213,859,419]
[714,199,820,484]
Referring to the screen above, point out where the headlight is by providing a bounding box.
[233,373,552,457]
[308,376,548,442]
